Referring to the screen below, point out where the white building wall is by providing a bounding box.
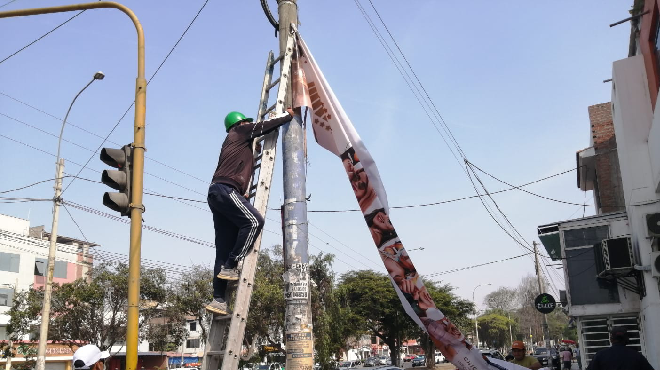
[611,54,660,370]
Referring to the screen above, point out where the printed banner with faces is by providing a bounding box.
[291,33,525,370]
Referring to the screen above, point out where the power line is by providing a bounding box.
[304,167,576,213]
[423,252,533,278]
[0,11,86,65]
[0,0,19,9]
[62,0,211,195]
[0,92,208,184]
[0,177,63,194]
[354,1,551,267]
[467,160,585,207]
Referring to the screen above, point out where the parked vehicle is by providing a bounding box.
[479,349,505,361]
[434,351,446,364]
[403,354,416,362]
[337,361,358,370]
[534,348,560,370]
[364,357,379,367]
[411,355,426,367]
[377,356,390,365]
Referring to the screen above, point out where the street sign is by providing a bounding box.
[534,293,557,314]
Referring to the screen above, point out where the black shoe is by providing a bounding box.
[217,266,240,281]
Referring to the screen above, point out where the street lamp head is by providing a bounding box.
[94,71,105,80]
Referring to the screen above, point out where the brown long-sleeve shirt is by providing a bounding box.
[211,113,292,194]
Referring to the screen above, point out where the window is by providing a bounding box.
[189,322,197,332]
[0,288,13,306]
[34,258,67,279]
[186,339,200,349]
[564,226,620,305]
[0,252,20,272]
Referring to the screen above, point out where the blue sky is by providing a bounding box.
[0,1,632,310]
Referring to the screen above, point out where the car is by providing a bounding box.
[479,349,505,361]
[377,356,390,365]
[411,355,425,367]
[337,361,358,370]
[434,351,446,364]
[364,357,379,367]
[403,354,416,362]
[534,348,560,370]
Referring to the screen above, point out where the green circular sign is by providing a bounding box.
[534,293,557,314]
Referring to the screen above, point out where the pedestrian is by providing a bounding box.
[72,344,110,370]
[508,341,541,370]
[586,327,654,370]
[561,347,572,370]
[575,345,582,370]
[205,108,297,316]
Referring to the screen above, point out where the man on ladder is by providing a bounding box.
[205,108,296,316]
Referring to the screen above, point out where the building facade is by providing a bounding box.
[0,213,96,370]
[538,2,660,367]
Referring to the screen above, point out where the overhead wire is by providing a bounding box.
[423,252,533,278]
[0,0,19,9]
[354,1,567,276]
[61,0,211,195]
[0,92,207,183]
[0,10,86,66]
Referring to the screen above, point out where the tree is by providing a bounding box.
[244,246,287,353]
[8,262,178,353]
[309,252,363,369]
[476,309,515,350]
[483,287,517,313]
[338,271,472,367]
[515,275,544,343]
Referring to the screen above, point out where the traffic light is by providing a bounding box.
[100,144,133,216]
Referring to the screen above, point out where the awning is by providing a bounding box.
[538,229,561,261]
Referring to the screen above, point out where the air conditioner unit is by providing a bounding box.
[651,251,660,278]
[559,290,568,307]
[647,213,660,237]
[600,237,633,277]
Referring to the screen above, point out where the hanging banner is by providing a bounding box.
[291,34,527,370]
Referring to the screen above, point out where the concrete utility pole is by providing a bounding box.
[278,2,314,370]
[533,241,552,366]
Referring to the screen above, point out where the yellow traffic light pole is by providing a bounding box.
[0,3,146,370]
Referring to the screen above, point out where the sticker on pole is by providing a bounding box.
[534,293,557,314]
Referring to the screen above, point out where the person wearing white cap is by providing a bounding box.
[72,344,110,370]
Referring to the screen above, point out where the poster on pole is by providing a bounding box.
[291,33,527,370]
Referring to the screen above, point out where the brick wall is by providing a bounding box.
[588,103,625,214]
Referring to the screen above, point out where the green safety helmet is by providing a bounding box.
[224,111,253,132]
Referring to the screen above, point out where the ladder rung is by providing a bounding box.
[248,190,257,199]
[270,54,284,67]
[213,315,231,321]
[266,77,281,91]
[253,154,263,163]
[263,103,276,116]
[206,351,224,357]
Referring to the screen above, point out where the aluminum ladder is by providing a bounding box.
[201,35,294,370]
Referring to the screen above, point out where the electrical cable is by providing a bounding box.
[260,0,278,31]
[467,160,586,207]
[304,167,577,213]
[0,0,19,9]
[423,252,533,278]
[354,1,555,271]
[0,92,208,183]
[0,11,86,66]
[61,0,211,195]
[0,177,64,194]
